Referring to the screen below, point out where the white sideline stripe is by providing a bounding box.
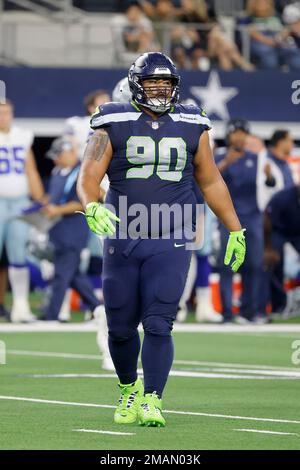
[233,429,298,436]
[7,349,300,373]
[73,429,135,436]
[2,323,300,333]
[1,395,300,425]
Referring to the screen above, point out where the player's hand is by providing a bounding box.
[224,229,246,273]
[224,148,243,165]
[42,204,61,218]
[264,247,280,268]
[85,202,120,236]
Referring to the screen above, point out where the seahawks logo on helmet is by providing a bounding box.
[128,52,180,114]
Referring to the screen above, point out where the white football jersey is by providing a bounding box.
[63,116,91,161]
[63,115,109,192]
[0,126,33,198]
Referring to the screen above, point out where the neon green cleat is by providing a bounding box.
[138,392,166,427]
[114,377,144,424]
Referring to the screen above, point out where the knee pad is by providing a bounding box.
[143,315,172,337]
[108,327,138,342]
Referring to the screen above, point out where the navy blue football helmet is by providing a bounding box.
[128,52,180,113]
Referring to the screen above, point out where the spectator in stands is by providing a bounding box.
[41,137,101,322]
[244,0,300,69]
[264,184,300,315]
[172,0,253,70]
[207,23,254,70]
[141,0,182,50]
[282,2,300,50]
[112,0,160,65]
[172,0,213,69]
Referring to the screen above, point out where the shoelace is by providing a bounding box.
[141,392,160,413]
[118,388,138,409]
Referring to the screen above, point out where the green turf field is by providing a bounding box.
[1,327,300,450]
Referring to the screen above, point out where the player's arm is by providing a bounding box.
[42,201,83,218]
[25,148,46,202]
[77,129,119,236]
[194,131,246,272]
[77,128,112,208]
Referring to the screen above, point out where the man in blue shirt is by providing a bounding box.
[262,130,296,314]
[41,137,101,321]
[264,185,300,314]
[215,119,272,323]
[268,130,295,190]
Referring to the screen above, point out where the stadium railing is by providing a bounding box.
[0,9,285,68]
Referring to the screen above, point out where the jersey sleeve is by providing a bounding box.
[178,104,212,131]
[90,103,120,130]
[22,129,34,149]
[198,107,212,131]
[63,117,77,136]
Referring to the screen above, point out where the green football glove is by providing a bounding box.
[224,229,246,273]
[85,202,120,236]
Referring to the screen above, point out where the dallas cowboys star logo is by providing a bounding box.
[190,71,239,120]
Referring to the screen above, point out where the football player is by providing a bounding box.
[77,53,246,427]
[63,89,111,161]
[0,100,45,322]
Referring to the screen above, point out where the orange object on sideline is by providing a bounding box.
[70,290,81,311]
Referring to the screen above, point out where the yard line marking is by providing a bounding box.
[233,429,298,436]
[173,360,300,371]
[177,367,300,378]
[17,371,300,380]
[1,395,300,425]
[7,350,102,360]
[73,429,135,436]
[19,374,116,378]
[0,395,115,410]
[7,349,300,373]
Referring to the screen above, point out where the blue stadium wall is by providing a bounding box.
[1,67,299,123]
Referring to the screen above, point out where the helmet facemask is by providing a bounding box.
[131,74,180,113]
[143,76,178,113]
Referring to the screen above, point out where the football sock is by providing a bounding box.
[142,333,174,397]
[108,331,140,384]
[8,266,30,303]
[196,254,211,287]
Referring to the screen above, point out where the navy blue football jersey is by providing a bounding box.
[214,148,260,218]
[91,101,211,236]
